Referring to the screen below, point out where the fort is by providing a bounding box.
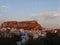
[1,20,42,30]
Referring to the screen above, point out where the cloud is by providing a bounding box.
[32,12,60,20]
[1,5,9,12]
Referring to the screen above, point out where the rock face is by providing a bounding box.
[1,20,42,30]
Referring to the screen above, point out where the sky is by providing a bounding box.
[0,0,60,29]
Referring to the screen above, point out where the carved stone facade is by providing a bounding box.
[1,20,42,30]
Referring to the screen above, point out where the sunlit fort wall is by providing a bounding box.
[0,20,42,30]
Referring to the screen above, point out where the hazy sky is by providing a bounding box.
[0,0,60,29]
